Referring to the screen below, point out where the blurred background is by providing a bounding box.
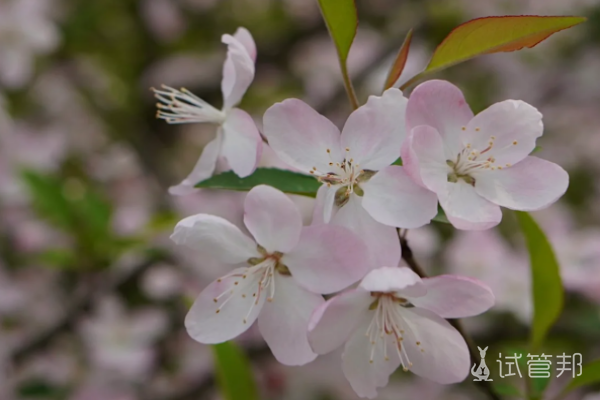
[1,0,599,399]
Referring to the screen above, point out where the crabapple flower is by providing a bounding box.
[153,27,262,195]
[308,266,494,398]
[402,80,569,230]
[263,88,438,267]
[172,185,369,365]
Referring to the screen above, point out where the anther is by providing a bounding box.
[215,310,220,314]
[461,127,466,131]
[513,141,518,145]
[475,128,480,132]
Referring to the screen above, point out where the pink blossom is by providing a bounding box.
[402,80,569,230]
[172,185,369,366]
[308,266,494,398]
[153,27,262,195]
[263,89,438,267]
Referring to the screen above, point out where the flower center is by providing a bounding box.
[446,128,518,186]
[309,148,376,207]
[366,293,424,370]
[212,246,291,323]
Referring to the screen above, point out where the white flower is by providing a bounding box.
[263,88,438,267]
[153,27,262,195]
[308,266,495,398]
[172,185,370,365]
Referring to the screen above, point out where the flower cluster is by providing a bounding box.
[155,28,568,398]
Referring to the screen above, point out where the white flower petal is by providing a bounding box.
[399,307,470,384]
[342,316,402,399]
[340,88,408,170]
[283,224,370,294]
[221,108,262,178]
[169,132,222,196]
[406,80,473,158]
[308,289,372,355]
[439,181,502,230]
[243,185,302,253]
[263,98,343,173]
[221,32,255,110]
[463,100,543,166]
[185,268,266,343]
[258,274,323,366]
[410,275,495,319]
[171,214,259,263]
[474,156,569,211]
[333,195,400,269]
[361,165,438,229]
[359,267,426,298]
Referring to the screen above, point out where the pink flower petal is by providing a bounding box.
[410,275,495,318]
[474,156,569,211]
[401,125,448,192]
[169,133,222,196]
[221,108,262,178]
[359,267,426,297]
[439,181,502,230]
[463,100,543,166]
[258,274,323,366]
[340,88,408,170]
[221,32,255,110]
[263,99,343,173]
[185,268,266,343]
[361,165,438,229]
[400,307,470,384]
[243,185,302,253]
[406,80,473,157]
[283,224,370,294]
[308,289,372,355]
[333,195,400,269]
[171,214,259,263]
[232,27,256,62]
[342,317,401,399]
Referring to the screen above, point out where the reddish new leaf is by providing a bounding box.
[384,29,413,90]
[426,15,586,73]
[400,15,585,90]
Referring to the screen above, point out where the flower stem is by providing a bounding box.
[340,61,359,110]
[399,231,502,400]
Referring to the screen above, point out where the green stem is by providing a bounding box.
[399,71,424,91]
[340,60,359,110]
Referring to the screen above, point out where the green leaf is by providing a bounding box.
[564,359,600,393]
[384,29,413,90]
[196,168,321,197]
[516,212,564,351]
[401,15,585,89]
[432,206,450,224]
[317,0,357,66]
[212,341,259,400]
[317,0,359,108]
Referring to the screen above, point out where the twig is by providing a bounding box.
[399,232,502,400]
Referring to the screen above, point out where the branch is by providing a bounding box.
[400,233,502,400]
